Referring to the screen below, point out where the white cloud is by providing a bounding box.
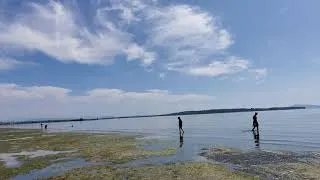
[168,56,249,77]
[147,4,233,64]
[104,6,138,24]
[101,0,147,24]
[144,3,259,77]
[0,1,153,66]
[124,44,156,65]
[0,83,215,120]
[0,0,263,78]
[0,58,25,71]
[145,89,169,94]
[0,84,70,99]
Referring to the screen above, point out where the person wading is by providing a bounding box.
[178,117,184,137]
[252,112,259,131]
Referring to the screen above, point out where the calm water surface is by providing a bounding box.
[10,109,320,155]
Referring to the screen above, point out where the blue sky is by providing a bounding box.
[0,0,319,120]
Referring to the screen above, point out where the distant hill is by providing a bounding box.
[292,104,320,109]
[165,106,306,116]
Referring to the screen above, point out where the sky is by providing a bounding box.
[0,0,320,120]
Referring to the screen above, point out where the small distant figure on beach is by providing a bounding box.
[178,117,184,137]
[44,124,47,130]
[41,123,43,128]
[252,112,259,131]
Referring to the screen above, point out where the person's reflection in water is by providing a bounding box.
[179,135,184,148]
[253,130,260,148]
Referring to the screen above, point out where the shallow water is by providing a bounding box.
[13,158,91,180]
[5,109,320,156]
[0,150,75,168]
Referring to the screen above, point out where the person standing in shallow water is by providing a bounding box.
[178,117,184,137]
[252,112,259,131]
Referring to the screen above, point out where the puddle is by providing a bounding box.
[118,147,209,168]
[143,143,172,151]
[137,136,176,153]
[120,135,213,168]
[50,157,73,163]
[0,150,75,168]
[0,154,22,167]
[13,158,93,180]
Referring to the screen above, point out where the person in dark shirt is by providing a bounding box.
[44,124,47,130]
[178,117,184,137]
[252,112,259,131]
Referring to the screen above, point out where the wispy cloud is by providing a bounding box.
[0,1,153,66]
[168,56,249,77]
[147,4,233,66]
[101,0,146,24]
[144,3,263,77]
[0,0,264,77]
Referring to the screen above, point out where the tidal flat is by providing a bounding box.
[0,128,176,179]
[0,128,319,180]
[200,147,320,180]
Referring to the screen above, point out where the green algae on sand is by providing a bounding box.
[49,162,257,180]
[0,128,176,179]
[201,147,320,180]
[250,162,320,180]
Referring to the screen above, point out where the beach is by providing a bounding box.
[2,0,320,178]
[0,128,319,180]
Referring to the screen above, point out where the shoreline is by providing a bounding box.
[0,106,305,125]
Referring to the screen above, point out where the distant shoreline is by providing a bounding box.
[0,106,306,125]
